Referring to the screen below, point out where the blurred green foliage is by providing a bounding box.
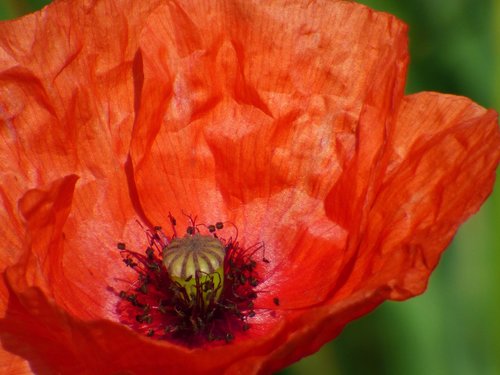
[1,1,498,374]
[0,0,50,20]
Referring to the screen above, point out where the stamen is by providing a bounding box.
[115,214,270,346]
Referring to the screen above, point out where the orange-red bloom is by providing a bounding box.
[0,0,499,374]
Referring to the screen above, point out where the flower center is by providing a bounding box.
[163,234,225,304]
[116,214,267,346]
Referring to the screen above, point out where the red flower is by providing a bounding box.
[0,0,499,374]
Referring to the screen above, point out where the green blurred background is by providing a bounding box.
[1,0,498,374]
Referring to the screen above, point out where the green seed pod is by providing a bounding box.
[163,234,225,304]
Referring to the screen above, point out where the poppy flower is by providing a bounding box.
[0,0,499,374]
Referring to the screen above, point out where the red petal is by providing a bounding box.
[331,93,499,301]
[0,0,159,277]
[130,1,408,309]
[0,346,31,375]
[0,0,161,318]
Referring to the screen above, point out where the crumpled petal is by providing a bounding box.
[0,0,498,374]
[0,0,160,316]
[130,0,409,308]
[336,93,499,300]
